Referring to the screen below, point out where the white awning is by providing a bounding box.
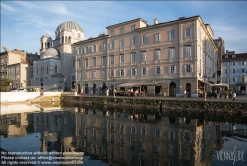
[209,83,229,89]
[117,82,144,87]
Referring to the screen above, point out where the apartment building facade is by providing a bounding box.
[221,51,247,94]
[0,47,40,88]
[72,15,218,97]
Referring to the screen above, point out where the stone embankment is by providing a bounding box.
[61,95,247,115]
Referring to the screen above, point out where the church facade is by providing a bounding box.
[31,21,84,90]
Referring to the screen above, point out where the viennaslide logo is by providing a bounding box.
[217,146,245,165]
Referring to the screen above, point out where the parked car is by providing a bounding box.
[19,88,26,92]
[10,88,18,92]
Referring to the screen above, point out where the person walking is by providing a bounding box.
[106,88,109,96]
[232,92,236,101]
[183,89,187,98]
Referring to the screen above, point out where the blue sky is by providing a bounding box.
[1,1,247,54]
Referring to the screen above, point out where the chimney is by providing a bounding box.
[154,18,158,25]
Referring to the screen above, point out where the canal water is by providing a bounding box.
[0,106,247,166]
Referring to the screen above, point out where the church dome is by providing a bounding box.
[56,21,83,32]
[41,48,60,59]
[40,33,51,39]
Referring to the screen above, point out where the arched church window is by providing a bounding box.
[65,36,67,43]
[62,35,64,44]
[68,36,71,44]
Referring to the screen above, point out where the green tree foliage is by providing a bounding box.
[0,79,13,91]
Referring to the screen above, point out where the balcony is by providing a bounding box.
[185,56,192,61]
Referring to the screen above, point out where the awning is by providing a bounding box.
[209,83,229,89]
[143,82,162,86]
[117,82,144,87]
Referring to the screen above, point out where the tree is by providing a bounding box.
[0,78,13,91]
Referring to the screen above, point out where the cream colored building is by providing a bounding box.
[0,47,40,88]
[72,15,218,97]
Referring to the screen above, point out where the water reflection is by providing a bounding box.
[0,106,247,166]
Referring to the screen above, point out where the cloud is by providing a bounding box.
[1,2,16,12]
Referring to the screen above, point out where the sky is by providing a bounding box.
[1,1,247,54]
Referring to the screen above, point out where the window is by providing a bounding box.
[85,59,88,68]
[92,45,96,52]
[169,65,176,73]
[131,37,136,46]
[141,52,146,61]
[155,50,160,60]
[131,68,137,76]
[155,66,161,74]
[183,132,191,142]
[110,55,114,65]
[155,33,160,42]
[242,61,245,65]
[85,47,89,54]
[225,55,228,58]
[169,48,175,58]
[110,70,114,77]
[93,58,96,67]
[120,27,124,34]
[131,25,135,31]
[102,43,106,51]
[36,68,38,75]
[110,30,114,36]
[232,69,235,73]
[92,71,96,78]
[72,60,75,68]
[224,78,228,83]
[131,126,136,134]
[232,54,236,58]
[102,56,106,66]
[84,72,88,79]
[41,66,44,74]
[185,46,191,57]
[142,67,147,76]
[184,64,192,73]
[102,70,106,78]
[110,41,115,49]
[155,129,160,136]
[78,72,81,79]
[232,62,235,65]
[119,69,124,76]
[141,128,146,135]
[142,36,147,44]
[54,66,57,73]
[232,78,236,82]
[242,69,245,73]
[185,28,191,37]
[77,48,80,54]
[120,54,124,63]
[46,66,48,74]
[131,53,136,62]
[170,30,175,40]
[120,40,124,48]
[169,131,175,139]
